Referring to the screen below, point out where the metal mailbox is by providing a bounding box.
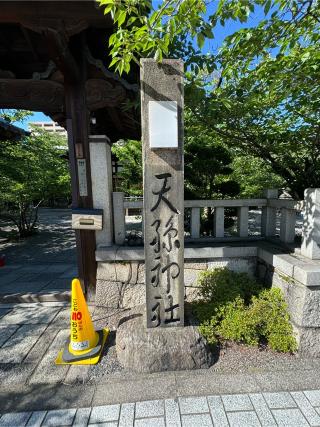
[72,208,103,230]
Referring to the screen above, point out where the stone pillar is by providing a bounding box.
[112,192,125,245]
[141,58,184,328]
[237,207,248,237]
[261,189,278,237]
[301,188,320,259]
[280,208,296,243]
[190,207,200,238]
[214,207,224,238]
[89,135,113,247]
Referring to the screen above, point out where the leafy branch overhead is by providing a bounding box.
[100,0,320,198]
[98,0,319,76]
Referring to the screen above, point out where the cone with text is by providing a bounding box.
[55,278,109,365]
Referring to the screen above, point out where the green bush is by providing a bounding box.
[194,269,297,353]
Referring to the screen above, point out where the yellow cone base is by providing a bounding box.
[55,328,109,365]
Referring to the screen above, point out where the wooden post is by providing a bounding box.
[63,36,96,296]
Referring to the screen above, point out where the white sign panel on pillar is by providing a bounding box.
[149,101,178,148]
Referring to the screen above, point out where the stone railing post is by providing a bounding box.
[280,207,296,243]
[112,192,125,245]
[237,206,248,237]
[214,207,224,238]
[190,207,200,238]
[89,135,113,247]
[261,189,278,237]
[301,188,320,259]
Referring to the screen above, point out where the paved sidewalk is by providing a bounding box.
[1,390,320,426]
[0,209,77,302]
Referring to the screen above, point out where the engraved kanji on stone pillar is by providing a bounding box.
[141,59,184,328]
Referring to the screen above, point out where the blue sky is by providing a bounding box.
[16,1,266,131]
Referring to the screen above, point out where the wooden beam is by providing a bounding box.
[0,79,64,111]
[0,2,113,32]
[0,78,126,111]
[43,28,80,83]
[20,26,39,62]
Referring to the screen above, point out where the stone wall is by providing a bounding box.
[95,243,320,356]
[95,257,256,309]
[257,249,320,357]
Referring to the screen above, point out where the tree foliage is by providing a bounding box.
[112,139,143,195]
[0,129,70,237]
[99,0,320,197]
[0,109,32,123]
[184,108,240,199]
[98,0,319,75]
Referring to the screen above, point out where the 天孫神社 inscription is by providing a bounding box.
[141,59,184,328]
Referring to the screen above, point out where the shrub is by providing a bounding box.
[194,268,297,353]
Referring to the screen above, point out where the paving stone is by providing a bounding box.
[272,408,309,426]
[165,399,181,427]
[0,282,49,294]
[227,411,261,427]
[45,264,73,273]
[0,272,26,286]
[0,362,36,386]
[292,391,320,426]
[18,265,50,273]
[181,414,213,427]
[179,396,209,414]
[42,278,70,291]
[93,375,176,406]
[15,273,53,283]
[49,309,70,329]
[0,411,31,426]
[24,273,60,283]
[0,305,60,325]
[118,403,135,427]
[134,418,165,427]
[263,392,297,409]
[59,268,78,279]
[64,365,91,385]
[135,400,164,418]
[207,396,229,427]
[88,423,118,427]
[29,329,70,384]
[15,323,48,337]
[0,309,11,319]
[0,331,40,363]
[304,390,320,407]
[42,408,76,426]
[24,327,59,364]
[249,393,277,426]
[72,407,91,427]
[26,411,47,427]
[222,393,253,411]
[89,405,120,424]
[0,325,19,347]
[176,372,260,396]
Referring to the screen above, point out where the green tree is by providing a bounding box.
[231,156,285,198]
[0,129,70,237]
[0,109,32,123]
[99,0,319,197]
[98,0,319,76]
[112,139,143,196]
[184,108,240,200]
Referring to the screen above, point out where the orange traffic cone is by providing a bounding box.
[55,278,109,365]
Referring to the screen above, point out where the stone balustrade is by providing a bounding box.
[111,190,303,247]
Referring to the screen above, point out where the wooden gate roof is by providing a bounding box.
[0,0,141,142]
